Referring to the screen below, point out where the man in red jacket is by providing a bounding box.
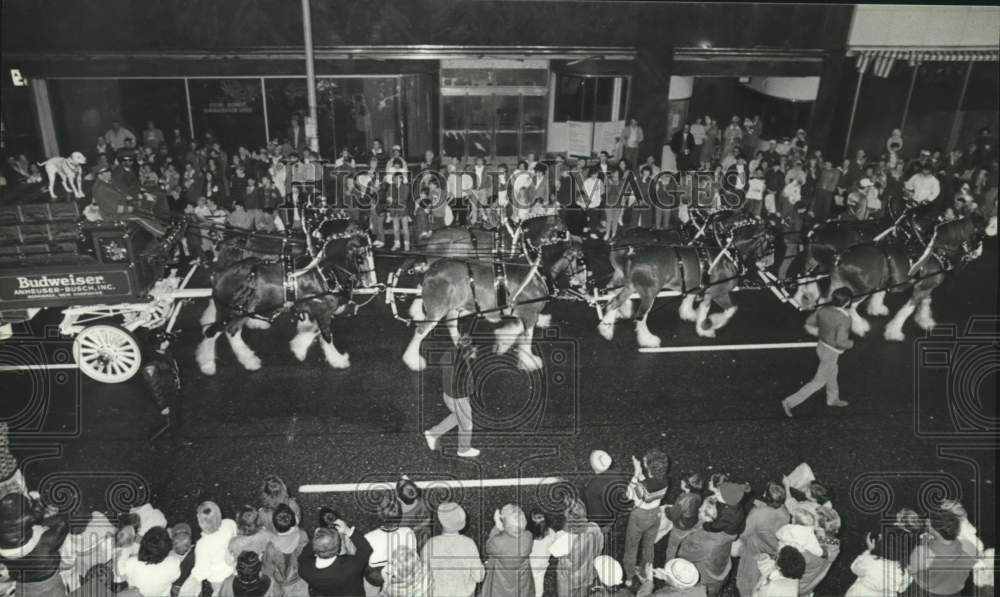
[782,287,853,417]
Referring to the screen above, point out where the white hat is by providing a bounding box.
[662,558,699,589]
[859,178,873,188]
[776,523,823,557]
[593,555,623,587]
[589,450,612,474]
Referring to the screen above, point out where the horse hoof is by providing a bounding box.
[598,323,614,341]
[884,329,905,342]
[403,353,426,371]
[868,306,890,317]
[697,328,717,339]
[327,353,351,369]
[638,335,662,348]
[243,356,262,371]
[200,363,217,376]
[916,318,936,331]
[535,313,552,328]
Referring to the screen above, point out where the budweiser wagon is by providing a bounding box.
[0,201,195,383]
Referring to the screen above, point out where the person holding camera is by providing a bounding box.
[781,286,853,417]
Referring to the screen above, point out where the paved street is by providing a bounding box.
[2,242,997,595]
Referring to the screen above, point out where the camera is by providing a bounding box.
[912,316,999,442]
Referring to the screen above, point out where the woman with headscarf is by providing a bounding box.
[118,527,181,597]
[550,500,604,597]
[219,551,281,597]
[481,504,534,597]
[191,502,237,593]
[0,493,69,597]
[735,482,791,597]
[382,544,431,597]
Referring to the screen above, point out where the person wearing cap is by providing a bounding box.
[299,515,372,597]
[0,493,69,597]
[583,450,631,554]
[549,499,604,597]
[753,546,806,597]
[481,504,533,597]
[591,555,624,595]
[636,558,705,596]
[421,502,484,597]
[424,336,479,458]
[781,286,853,417]
[735,482,791,597]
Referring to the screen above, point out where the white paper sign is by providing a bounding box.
[565,121,594,158]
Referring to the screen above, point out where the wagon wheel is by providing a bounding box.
[72,324,142,383]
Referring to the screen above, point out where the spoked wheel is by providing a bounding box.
[72,324,142,383]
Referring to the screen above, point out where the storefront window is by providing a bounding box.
[265,77,401,158]
[188,78,266,151]
[118,80,189,148]
[553,73,626,123]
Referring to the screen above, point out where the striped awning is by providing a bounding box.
[850,48,999,78]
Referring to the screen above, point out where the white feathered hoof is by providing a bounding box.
[322,346,351,369]
[240,354,262,371]
[804,324,819,337]
[403,350,427,372]
[598,322,615,341]
[535,313,552,328]
[915,314,937,331]
[289,327,317,362]
[636,321,661,348]
[884,327,906,342]
[199,302,217,327]
[517,349,542,371]
[408,298,425,321]
[196,339,217,376]
[678,296,698,322]
[619,299,634,319]
[696,324,717,339]
[851,316,871,337]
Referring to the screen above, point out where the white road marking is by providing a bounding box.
[0,364,79,372]
[639,342,816,353]
[300,476,563,493]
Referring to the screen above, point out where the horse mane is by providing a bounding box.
[932,216,977,251]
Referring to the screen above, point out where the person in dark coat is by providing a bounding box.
[0,493,70,597]
[670,125,697,172]
[298,521,372,597]
[481,504,534,597]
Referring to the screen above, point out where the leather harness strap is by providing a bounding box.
[466,261,482,317]
[492,228,509,312]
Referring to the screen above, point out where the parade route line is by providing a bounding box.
[0,363,78,372]
[300,476,564,494]
[639,342,816,353]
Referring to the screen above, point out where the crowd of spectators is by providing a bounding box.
[1,114,997,267]
[0,423,994,597]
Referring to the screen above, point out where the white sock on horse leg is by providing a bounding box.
[495,319,524,354]
[915,298,936,330]
[709,306,738,330]
[636,314,661,348]
[598,305,619,340]
[196,336,219,375]
[694,299,714,337]
[403,326,431,371]
[884,301,916,341]
[678,295,698,321]
[320,336,350,369]
[866,291,889,316]
[619,298,634,319]
[227,329,261,370]
[408,298,425,321]
[849,307,871,337]
[290,320,318,362]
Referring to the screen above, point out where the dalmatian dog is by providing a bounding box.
[38,151,87,199]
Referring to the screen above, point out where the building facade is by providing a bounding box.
[2,1,997,165]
